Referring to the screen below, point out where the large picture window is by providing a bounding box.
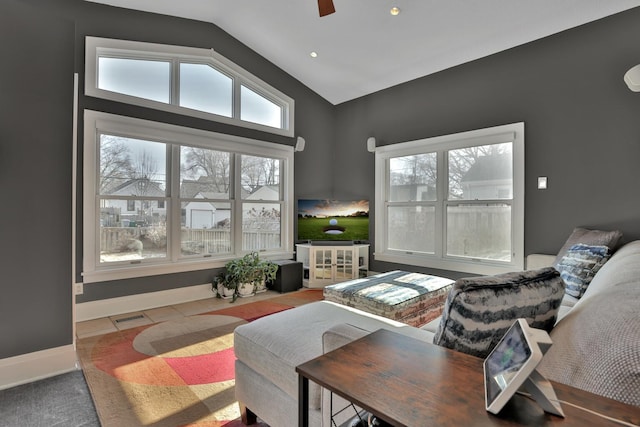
[85,37,294,137]
[83,110,294,283]
[375,123,524,275]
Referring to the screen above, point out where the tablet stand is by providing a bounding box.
[524,370,565,417]
[523,327,565,417]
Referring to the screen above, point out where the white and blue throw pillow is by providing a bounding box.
[556,243,611,298]
[433,267,565,358]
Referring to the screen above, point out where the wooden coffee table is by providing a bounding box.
[296,329,640,427]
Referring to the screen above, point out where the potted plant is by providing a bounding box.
[214,252,278,301]
[253,255,278,294]
[213,273,237,300]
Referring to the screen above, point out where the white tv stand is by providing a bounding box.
[296,244,369,289]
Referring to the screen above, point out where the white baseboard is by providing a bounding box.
[0,344,78,391]
[76,283,215,322]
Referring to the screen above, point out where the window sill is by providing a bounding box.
[82,250,294,283]
[374,251,523,276]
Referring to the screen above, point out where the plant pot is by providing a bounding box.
[217,283,235,299]
[237,282,255,297]
[255,279,268,293]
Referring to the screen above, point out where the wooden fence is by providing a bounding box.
[388,205,511,261]
[100,226,280,254]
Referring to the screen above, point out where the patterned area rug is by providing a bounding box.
[77,290,323,427]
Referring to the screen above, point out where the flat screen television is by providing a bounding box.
[297,199,369,243]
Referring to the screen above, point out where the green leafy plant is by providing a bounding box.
[214,252,278,302]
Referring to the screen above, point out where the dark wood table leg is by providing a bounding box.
[299,373,310,427]
[239,402,257,425]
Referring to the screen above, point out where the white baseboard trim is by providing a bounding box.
[0,344,78,391]
[76,283,215,322]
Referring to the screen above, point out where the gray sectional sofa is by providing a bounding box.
[234,240,640,426]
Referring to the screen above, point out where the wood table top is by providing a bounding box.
[296,329,640,427]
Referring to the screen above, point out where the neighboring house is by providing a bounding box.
[104,178,167,225]
[183,192,231,228]
[460,154,513,200]
[389,183,436,201]
[182,181,281,225]
[246,185,279,202]
[180,178,232,228]
[180,177,228,199]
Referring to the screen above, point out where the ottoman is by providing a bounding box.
[323,270,454,327]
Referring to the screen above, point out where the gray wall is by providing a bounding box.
[1,1,74,358]
[334,7,640,275]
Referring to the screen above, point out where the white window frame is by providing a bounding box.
[83,110,294,283]
[85,36,295,137]
[374,122,525,275]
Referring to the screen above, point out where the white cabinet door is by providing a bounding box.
[311,247,334,286]
[296,244,368,288]
[334,247,355,282]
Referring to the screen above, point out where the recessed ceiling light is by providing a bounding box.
[390,7,400,16]
[310,51,318,58]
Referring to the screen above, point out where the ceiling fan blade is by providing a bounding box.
[318,0,335,17]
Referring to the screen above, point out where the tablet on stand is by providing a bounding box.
[483,318,564,417]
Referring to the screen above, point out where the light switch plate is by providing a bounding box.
[537,177,548,190]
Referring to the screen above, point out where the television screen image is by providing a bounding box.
[297,199,369,242]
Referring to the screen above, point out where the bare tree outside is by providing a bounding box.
[98,134,168,262]
[241,155,280,195]
[390,153,437,186]
[389,153,437,202]
[131,149,159,196]
[181,147,230,194]
[448,143,511,199]
[99,135,166,195]
[99,135,134,194]
[240,155,282,251]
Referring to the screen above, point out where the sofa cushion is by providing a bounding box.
[233,301,434,411]
[556,244,611,298]
[433,267,564,358]
[540,241,640,407]
[553,227,622,269]
[537,282,640,407]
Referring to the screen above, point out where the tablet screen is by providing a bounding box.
[484,321,532,407]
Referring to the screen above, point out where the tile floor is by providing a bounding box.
[76,290,282,339]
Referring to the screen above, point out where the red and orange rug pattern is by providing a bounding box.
[77,290,323,427]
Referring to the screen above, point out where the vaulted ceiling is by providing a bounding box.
[86,0,640,105]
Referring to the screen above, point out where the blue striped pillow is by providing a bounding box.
[557,244,611,298]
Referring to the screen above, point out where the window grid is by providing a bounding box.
[84,110,294,283]
[375,123,524,275]
[86,37,294,137]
